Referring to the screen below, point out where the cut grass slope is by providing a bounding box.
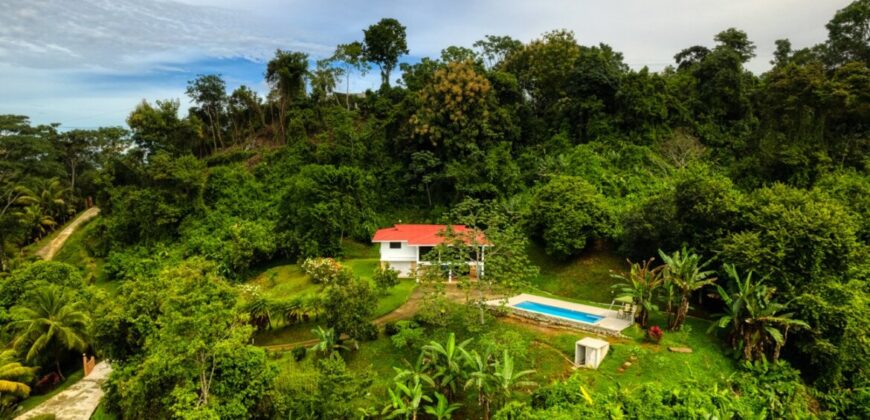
[528,242,629,304]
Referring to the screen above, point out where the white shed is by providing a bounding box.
[575,337,610,369]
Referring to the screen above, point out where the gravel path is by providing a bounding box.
[35,207,100,261]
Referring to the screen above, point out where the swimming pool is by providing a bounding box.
[513,301,604,324]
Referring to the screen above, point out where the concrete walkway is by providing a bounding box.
[16,362,111,420]
[19,207,110,420]
[35,207,100,261]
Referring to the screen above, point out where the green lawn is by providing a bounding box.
[343,257,378,279]
[341,239,379,259]
[247,263,320,298]
[528,242,628,304]
[527,313,738,394]
[374,280,417,317]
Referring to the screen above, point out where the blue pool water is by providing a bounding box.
[513,301,604,324]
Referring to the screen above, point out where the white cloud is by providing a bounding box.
[0,0,855,127]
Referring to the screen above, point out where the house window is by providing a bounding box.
[418,246,435,259]
[389,242,402,249]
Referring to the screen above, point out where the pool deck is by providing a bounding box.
[489,293,633,336]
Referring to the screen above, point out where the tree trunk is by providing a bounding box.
[345,73,351,110]
[278,99,287,144]
[69,161,77,202]
[637,307,648,328]
[671,296,689,331]
[213,109,224,149]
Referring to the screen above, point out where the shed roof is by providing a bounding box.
[577,337,609,349]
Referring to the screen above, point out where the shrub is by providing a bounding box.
[646,325,663,344]
[291,346,307,362]
[358,323,379,341]
[373,263,400,293]
[390,321,424,350]
[383,321,399,336]
[301,258,345,284]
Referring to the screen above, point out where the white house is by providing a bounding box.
[371,224,488,280]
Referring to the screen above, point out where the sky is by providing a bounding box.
[0,0,854,129]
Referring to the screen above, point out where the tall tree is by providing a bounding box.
[363,18,409,88]
[54,127,127,204]
[127,99,202,156]
[186,74,227,151]
[310,59,341,104]
[474,35,523,69]
[265,50,309,142]
[227,85,266,145]
[332,41,369,109]
[824,0,870,67]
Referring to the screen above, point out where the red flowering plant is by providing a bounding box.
[647,325,664,344]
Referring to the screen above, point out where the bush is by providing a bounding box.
[373,263,400,293]
[646,325,663,344]
[291,346,307,362]
[301,258,345,284]
[383,321,399,336]
[358,323,379,341]
[390,321,424,350]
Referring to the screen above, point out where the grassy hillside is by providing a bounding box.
[528,242,629,304]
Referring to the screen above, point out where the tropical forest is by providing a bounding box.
[0,1,868,419]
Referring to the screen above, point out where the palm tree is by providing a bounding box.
[382,376,431,420]
[0,350,36,401]
[711,265,809,361]
[12,204,56,241]
[492,350,536,410]
[9,287,90,378]
[611,258,664,327]
[15,178,71,224]
[308,326,347,356]
[658,247,717,331]
[242,296,272,331]
[463,349,495,419]
[276,294,320,325]
[422,333,471,400]
[424,392,462,420]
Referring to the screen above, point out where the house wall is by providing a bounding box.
[379,242,418,262]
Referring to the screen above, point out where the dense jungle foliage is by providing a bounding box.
[1,2,869,418]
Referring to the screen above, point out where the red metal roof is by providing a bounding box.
[372,224,488,246]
